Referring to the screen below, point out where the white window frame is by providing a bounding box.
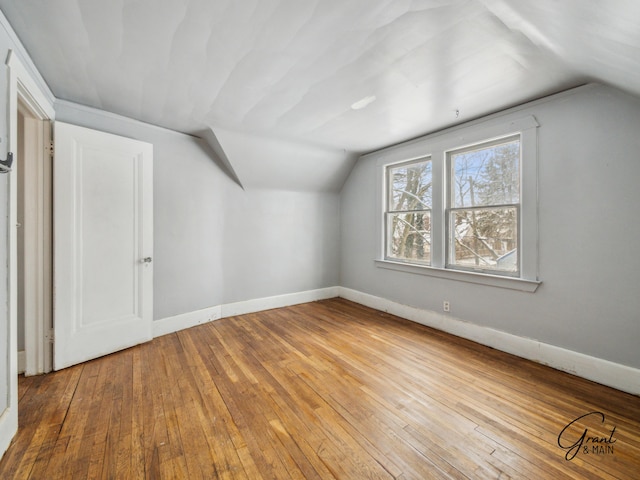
[446,134,521,277]
[385,156,432,265]
[375,115,540,292]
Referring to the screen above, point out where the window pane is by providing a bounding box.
[387,212,431,264]
[449,207,518,272]
[451,138,519,208]
[389,160,432,211]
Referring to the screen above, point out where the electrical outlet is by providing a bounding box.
[443,301,450,312]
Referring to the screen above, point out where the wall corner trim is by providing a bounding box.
[337,287,640,396]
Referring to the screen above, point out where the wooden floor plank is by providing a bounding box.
[1,298,639,479]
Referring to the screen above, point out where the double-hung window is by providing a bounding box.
[447,136,520,276]
[377,115,539,291]
[386,158,432,265]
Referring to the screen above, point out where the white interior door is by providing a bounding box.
[53,122,153,370]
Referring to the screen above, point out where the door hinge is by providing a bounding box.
[46,329,54,344]
[47,140,54,159]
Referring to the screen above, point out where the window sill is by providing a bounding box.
[374,260,541,292]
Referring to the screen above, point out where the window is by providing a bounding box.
[377,115,539,291]
[386,158,432,264]
[447,136,520,275]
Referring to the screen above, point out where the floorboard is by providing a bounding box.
[1,298,638,479]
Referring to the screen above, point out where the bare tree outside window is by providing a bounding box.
[380,117,537,284]
[386,158,432,264]
[449,137,520,273]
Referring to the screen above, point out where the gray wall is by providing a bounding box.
[340,84,640,370]
[55,102,341,320]
[222,188,340,304]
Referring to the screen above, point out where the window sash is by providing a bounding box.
[446,135,521,276]
[385,157,433,265]
[447,205,520,276]
[385,211,431,265]
[449,134,521,209]
[386,157,432,212]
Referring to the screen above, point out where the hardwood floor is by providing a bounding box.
[1,298,638,479]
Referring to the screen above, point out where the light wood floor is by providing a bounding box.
[1,298,638,479]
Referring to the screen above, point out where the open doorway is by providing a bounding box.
[16,98,53,376]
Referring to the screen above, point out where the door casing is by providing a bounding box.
[17,99,53,376]
[1,49,55,459]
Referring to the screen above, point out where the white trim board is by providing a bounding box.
[1,49,55,461]
[338,287,640,396]
[153,287,339,338]
[220,287,339,318]
[153,305,222,338]
[152,286,638,395]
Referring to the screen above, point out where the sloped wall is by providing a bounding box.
[54,101,341,320]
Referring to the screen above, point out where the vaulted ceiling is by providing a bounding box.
[2,0,639,188]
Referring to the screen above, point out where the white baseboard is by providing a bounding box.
[220,287,339,318]
[152,286,639,395]
[17,351,25,375]
[153,305,222,338]
[153,287,339,338]
[338,287,640,396]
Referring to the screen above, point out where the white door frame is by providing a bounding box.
[9,51,54,376]
[0,49,54,456]
[18,97,53,376]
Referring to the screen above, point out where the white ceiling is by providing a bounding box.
[2,0,639,187]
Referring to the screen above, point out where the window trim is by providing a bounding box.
[445,134,522,277]
[374,114,540,292]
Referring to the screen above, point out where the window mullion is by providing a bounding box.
[430,148,445,268]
